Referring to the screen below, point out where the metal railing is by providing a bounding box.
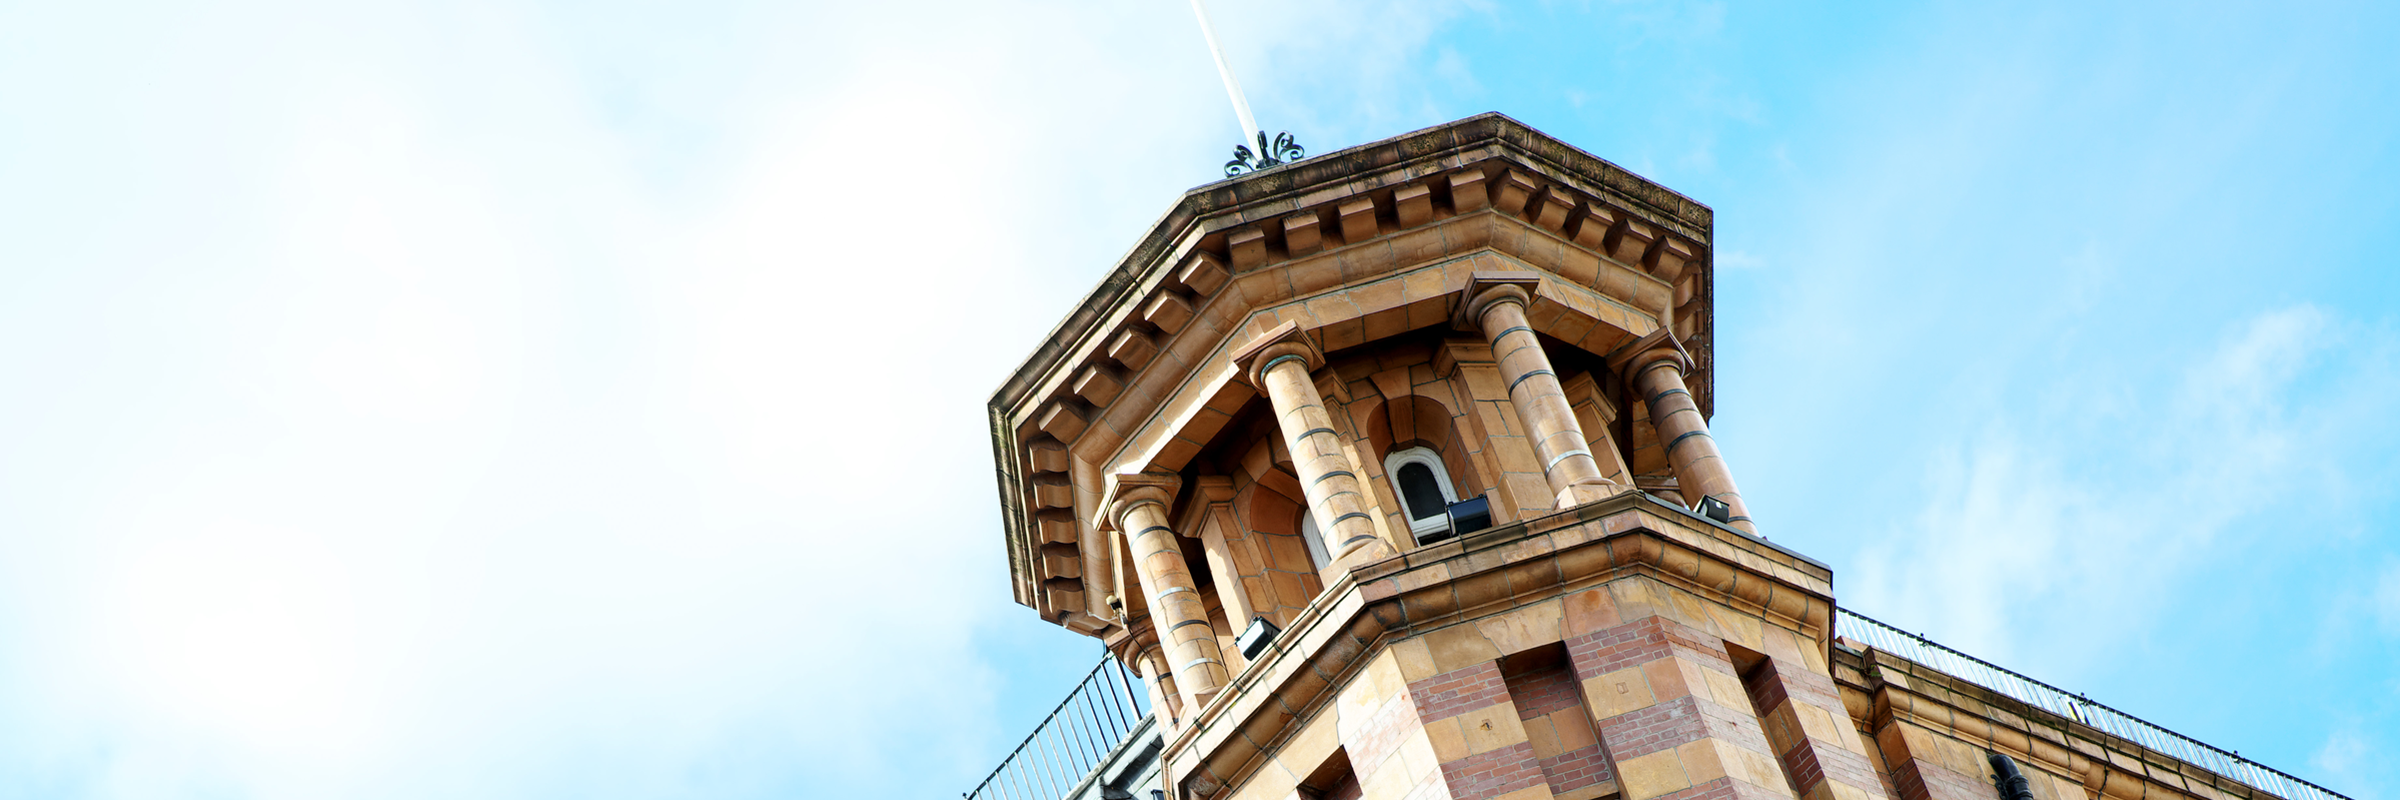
[1836,608,2351,800]
[966,653,1152,800]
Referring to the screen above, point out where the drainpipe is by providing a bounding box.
[1988,753,2035,800]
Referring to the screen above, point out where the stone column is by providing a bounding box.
[1107,475,1231,708]
[1131,641,1185,727]
[1618,335,1755,533]
[1460,273,1619,509]
[1232,323,1397,570]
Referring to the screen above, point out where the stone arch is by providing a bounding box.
[1362,393,1480,488]
[1355,391,1489,543]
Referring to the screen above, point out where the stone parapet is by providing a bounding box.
[1833,645,2292,800]
[1158,490,1833,800]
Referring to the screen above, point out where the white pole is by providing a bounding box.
[1188,0,1260,146]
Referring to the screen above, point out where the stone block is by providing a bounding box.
[1454,569,1516,612]
[1532,190,1572,231]
[1562,587,1623,637]
[1426,714,1469,763]
[1678,739,1729,785]
[1642,657,1694,703]
[1043,580,1084,615]
[1476,598,1563,656]
[1033,478,1074,510]
[1495,172,1537,214]
[1426,623,1502,674]
[1028,440,1071,474]
[1393,637,1440,682]
[1180,250,1232,296]
[1450,170,1490,212]
[1231,224,1271,269]
[1039,544,1082,579]
[1036,514,1077,544]
[1615,749,1690,800]
[1038,401,1088,442]
[1108,329,1158,371]
[1610,219,1657,267]
[1572,205,1616,249]
[1145,291,1196,335]
[1703,669,1750,714]
[1524,714,1561,759]
[1583,666,1656,719]
[1284,211,1325,257]
[1397,183,1434,228]
[1552,708,1597,752]
[1459,702,1532,755]
[1072,364,1124,408]
[1339,197,1379,246]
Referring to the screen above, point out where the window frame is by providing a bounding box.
[1298,510,1331,571]
[1382,446,1460,540]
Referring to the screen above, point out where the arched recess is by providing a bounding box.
[1234,474,1328,625]
[1356,391,1489,546]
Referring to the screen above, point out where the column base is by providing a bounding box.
[1555,481,1635,510]
[1333,537,1399,577]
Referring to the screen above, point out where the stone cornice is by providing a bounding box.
[989,113,1710,431]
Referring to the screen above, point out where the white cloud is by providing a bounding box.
[2312,728,2385,800]
[2373,561,2400,637]
[1849,305,2352,662]
[0,0,1492,798]
[1715,250,1767,270]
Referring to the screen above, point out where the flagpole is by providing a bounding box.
[1188,0,1259,145]
[1187,0,1303,175]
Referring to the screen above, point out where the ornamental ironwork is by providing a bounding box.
[1224,131,1305,177]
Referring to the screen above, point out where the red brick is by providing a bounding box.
[1438,741,1548,798]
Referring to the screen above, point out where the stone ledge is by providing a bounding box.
[1163,490,1836,798]
[1838,645,2282,800]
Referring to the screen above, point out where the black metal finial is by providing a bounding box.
[1224,131,1305,177]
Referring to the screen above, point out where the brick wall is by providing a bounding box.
[1563,610,1798,800]
[1406,661,1549,799]
[1324,768,1364,800]
[1502,648,1612,799]
[1744,657,1892,800]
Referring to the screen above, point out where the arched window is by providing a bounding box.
[1383,446,1459,541]
[1299,510,1330,570]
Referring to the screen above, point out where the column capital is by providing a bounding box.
[1451,271,1543,329]
[1104,614,1159,656]
[1230,320,1324,389]
[1100,472,1182,532]
[1606,327,1694,381]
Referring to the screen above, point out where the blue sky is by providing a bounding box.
[1,1,2395,798]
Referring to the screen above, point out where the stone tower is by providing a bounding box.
[987,114,2326,800]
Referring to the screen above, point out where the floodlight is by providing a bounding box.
[1236,615,1282,660]
[1697,495,1733,524]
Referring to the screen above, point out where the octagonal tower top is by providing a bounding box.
[989,112,1729,646]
